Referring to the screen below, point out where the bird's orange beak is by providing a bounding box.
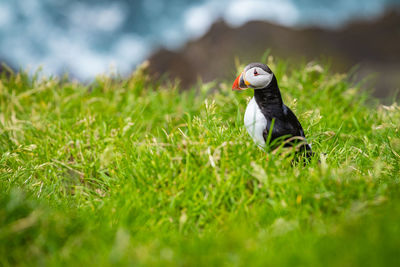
[232,72,250,91]
[232,73,243,91]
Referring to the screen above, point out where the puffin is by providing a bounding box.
[232,62,312,156]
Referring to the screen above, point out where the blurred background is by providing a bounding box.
[0,0,399,97]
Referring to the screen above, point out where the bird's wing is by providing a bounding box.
[262,105,312,150]
[283,105,313,153]
[282,104,306,138]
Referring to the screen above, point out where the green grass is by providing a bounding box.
[1,59,400,266]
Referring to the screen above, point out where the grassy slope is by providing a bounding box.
[1,59,400,266]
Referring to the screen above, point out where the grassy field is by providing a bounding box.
[1,58,400,266]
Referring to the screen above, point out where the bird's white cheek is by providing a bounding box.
[245,73,273,89]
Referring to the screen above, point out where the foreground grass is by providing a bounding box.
[1,59,399,266]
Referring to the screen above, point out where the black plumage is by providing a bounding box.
[255,75,312,155]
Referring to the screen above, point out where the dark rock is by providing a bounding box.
[148,9,400,98]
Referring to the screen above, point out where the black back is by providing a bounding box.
[254,75,311,152]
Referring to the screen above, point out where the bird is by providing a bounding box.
[232,62,312,157]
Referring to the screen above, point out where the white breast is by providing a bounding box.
[244,97,268,147]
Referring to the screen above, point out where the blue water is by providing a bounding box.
[0,0,398,78]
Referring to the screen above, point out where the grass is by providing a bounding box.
[0,58,400,266]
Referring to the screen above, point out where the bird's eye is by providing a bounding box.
[254,69,259,76]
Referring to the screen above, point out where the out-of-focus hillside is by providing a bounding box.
[149,10,400,98]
